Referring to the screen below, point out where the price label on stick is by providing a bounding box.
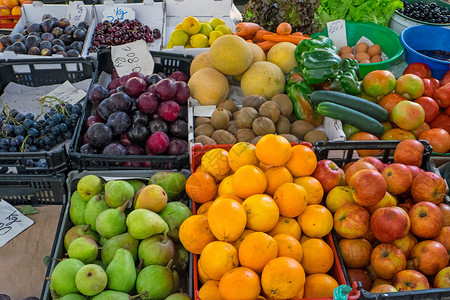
[102,6,136,23]
[327,19,347,49]
[111,40,154,77]
[0,200,34,247]
[66,1,87,26]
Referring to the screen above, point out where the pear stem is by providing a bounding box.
[82,224,91,232]
[45,276,51,281]
[119,200,130,213]
[130,291,147,300]
[166,258,174,270]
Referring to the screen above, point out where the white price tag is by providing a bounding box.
[111,40,154,77]
[327,19,347,49]
[102,6,136,22]
[66,1,87,26]
[43,81,87,105]
[0,200,34,247]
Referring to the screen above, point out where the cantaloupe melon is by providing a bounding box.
[209,35,253,76]
[241,62,285,100]
[188,67,229,105]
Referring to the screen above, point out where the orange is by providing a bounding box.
[290,286,304,300]
[10,5,19,15]
[242,194,279,232]
[349,132,382,157]
[219,267,261,300]
[255,134,292,166]
[294,176,324,205]
[195,165,204,173]
[232,165,267,199]
[285,145,317,177]
[208,197,247,242]
[228,142,260,172]
[186,171,217,203]
[199,241,239,280]
[273,234,303,262]
[297,204,333,238]
[273,182,307,218]
[259,162,272,172]
[197,200,214,215]
[215,193,243,203]
[0,5,10,16]
[198,259,212,284]
[202,148,231,181]
[199,280,224,300]
[264,166,293,196]
[299,234,322,244]
[304,273,339,298]
[300,238,334,274]
[267,216,301,240]
[218,175,234,196]
[179,215,216,254]
[231,229,255,251]
[238,232,278,273]
[3,0,17,9]
[261,257,305,299]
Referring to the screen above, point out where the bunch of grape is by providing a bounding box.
[397,1,450,23]
[90,19,161,51]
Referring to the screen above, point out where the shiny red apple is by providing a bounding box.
[392,270,430,291]
[312,159,346,193]
[409,201,444,239]
[411,171,447,204]
[370,207,410,243]
[350,169,387,206]
[334,203,370,239]
[381,163,412,195]
[371,243,406,280]
[339,238,373,268]
[411,240,448,275]
[358,156,385,172]
[434,266,450,288]
[390,232,417,259]
[347,268,373,291]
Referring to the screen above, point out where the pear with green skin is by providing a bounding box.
[75,264,107,296]
[106,248,136,292]
[172,269,181,293]
[148,172,187,200]
[136,265,174,299]
[95,201,128,239]
[64,225,99,251]
[104,180,135,208]
[60,294,87,300]
[125,179,146,194]
[138,234,175,266]
[126,208,169,240]
[51,258,85,297]
[166,293,191,300]
[70,191,87,225]
[67,236,98,264]
[92,260,106,270]
[84,194,109,231]
[158,202,192,241]
[92,291,147,300]
[77,175,104,201]
[173,244,189,274]
[99,236,108,246]
[101,232,139,266]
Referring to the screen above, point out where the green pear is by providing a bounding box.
[138,234,175,266]
[101,232,139,266]
[60,294,87,300]
[104,180,135,208]
[64,225,99,251]
[84,195,109,231]
[165,293,191,300]
[136,265,174,300]
[67,237,98,264]
[149,172,187,200]
[51,258,85,297]
[173,244,189,274]
[172,269,180,293]
[158,202,192,241]
[106,248,136,292]
[77,175,104,201]
[49,282,59,299]
[126,208,169,240]
[125,179,146,194]
[70,191,87,225]
[92,291,147,300]
[95,201,128,239]
[92,260,106,270]
[75,264,107,296]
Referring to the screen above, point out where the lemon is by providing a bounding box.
[215,24,232,35]
[190,34,209,48]
[175,23,183,30]
[170,29,189,46]
[199,22,213,37]
[209,17,226,30]
[166,40,174,49]
[181,16,201,35]
[208,30,224,46]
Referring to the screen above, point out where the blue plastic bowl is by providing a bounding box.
[400,25,450,80]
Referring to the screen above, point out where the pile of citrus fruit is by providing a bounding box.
[179,134,339,299]
[0,0,29,26]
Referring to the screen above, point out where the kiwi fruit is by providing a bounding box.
[211,130,237,144]
[226,120,238,136]
[251,136,263,144]
[194,123,215,137]
[218,99,238,113]
[304,130,328,146]
[281,134,300,143]
[291,120,314,139]
[232,110,239,120]
[210,108,230,130]
[236,107,259,129]
[194,117,210,127]
[275,116,290,134]
[195,135,217,145]
[271,94,293,116]
[236,129,257,142]
[286,114,298,123]
[252,117,276,136]
[259,101,280,123]
[242,95,266,110]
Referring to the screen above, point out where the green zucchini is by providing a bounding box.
[310,90,389,122]
[317,102,385,136]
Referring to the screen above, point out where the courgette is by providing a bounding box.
[310,90,389,122]
[316,102,385,136]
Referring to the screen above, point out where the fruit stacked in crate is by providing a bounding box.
[0,0,31,28]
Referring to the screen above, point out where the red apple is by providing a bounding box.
[371,243,406,280]
[411,172,447,204]
[366,264,378,281]
[350,169,387,206]
[334,203,370,239]
[370,207,410,243]
[371,278,392,288]
[398,201,413,214]
[434,266,450,288]
[406,259,416,270]
[439,203,450,226]
[381,163,412,195]
[347,268,373,291]
[390,232,417,259]
[370,284,398,293]
[345,161,378,185]
[339,238,373,268]
[411,240,448,275]
[312,159,346,193]
[409,201,444,239]
[325,186,355,214]
[407,165,425,179]
[434,226,450,252]
[358,156,385,172]
[342,161,355,173]
[394,139,424,167]
[360,228,376,244]
[366,192,398,214]
[392,270,430,291]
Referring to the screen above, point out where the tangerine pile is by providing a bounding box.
[180,134,338,299]
[0,0,30,25]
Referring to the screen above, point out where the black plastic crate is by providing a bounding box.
[69,49,193,171]
[315,140,450,300]
[0,58,95,174]
[42,170,193,300]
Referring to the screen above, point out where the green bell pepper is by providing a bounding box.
[341,58,361,80]
[286,66,304,87]
[294,36,338,62]
[299,50,342,85]
[338,71,362,95]
[287,81,323,126]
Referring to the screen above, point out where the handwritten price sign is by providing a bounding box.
[0,200,34,247]
[327,19,347,49]
[111,40,154,77]
[102,6,136,23]
[66,1,87,26]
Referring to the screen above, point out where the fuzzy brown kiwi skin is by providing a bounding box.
[236,107,259,129]
[210,108,230,130]
[218,99,238,113]
[211,130,237,144]
[226,120,238,136]
[290,120,314,140]
[194,116,211,127]
[236,128,257,143]
[281,134,300,143]
[251,136,264,144]
[259,101,280,123]
[242,95,266,110]
[195,135,217,145]
[272,94,293,116]
[194,124,215,137]
[276,116,291,135]
[304,130,328,146]
[252,117,276,136]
